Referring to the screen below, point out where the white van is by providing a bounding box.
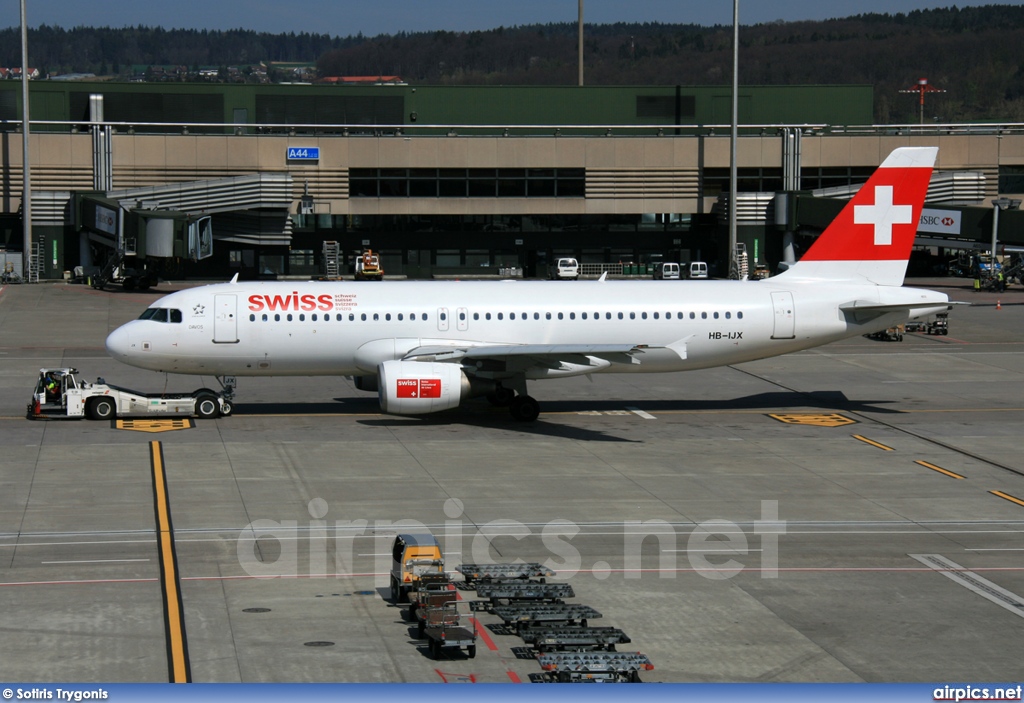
[550,258,580,280]
[653,262,680,279]
[688,261,708,279]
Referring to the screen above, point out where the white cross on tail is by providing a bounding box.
[853,185,914,246]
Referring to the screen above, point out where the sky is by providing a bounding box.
[4,1,1015,37]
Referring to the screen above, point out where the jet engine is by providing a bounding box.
[352,375,379,392]
[377,360,472,415]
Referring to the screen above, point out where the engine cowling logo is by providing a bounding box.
[396,378,442,398]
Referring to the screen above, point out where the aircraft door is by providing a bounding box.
[456,307,469,332]
[437,307,449,332]
[214,294,239,343]
[770,291,795,339]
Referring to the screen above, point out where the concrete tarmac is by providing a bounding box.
[1,277,1023,683]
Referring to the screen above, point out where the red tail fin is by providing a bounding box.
[781,147,936,285]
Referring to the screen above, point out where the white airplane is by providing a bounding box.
[105,146,951,421]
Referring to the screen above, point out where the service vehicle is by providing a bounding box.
[906,312,949,335]
[688,261,708,279]
[390,533,444,602]
[354,249,384,280]
[653,262,680,280]
[29,368,232,420]
[865,324,905,342]
[550,257,580,280]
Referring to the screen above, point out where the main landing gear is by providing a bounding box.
[487,380,540,422]
[509,394,540,422]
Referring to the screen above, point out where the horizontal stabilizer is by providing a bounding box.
[839,299,952,324]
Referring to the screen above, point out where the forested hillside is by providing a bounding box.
[3,5,1024,123]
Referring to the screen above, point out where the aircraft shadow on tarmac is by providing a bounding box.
[547,390,901,415]
[235,389,898,417]
[360,414,645,443]
[229,389,897,442]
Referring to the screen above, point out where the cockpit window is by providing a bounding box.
[138,307,181,323]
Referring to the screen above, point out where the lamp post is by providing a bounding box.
[578,0,584,86]
[728,0,739,279]
[20,0,32,281]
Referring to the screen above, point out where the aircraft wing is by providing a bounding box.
[397,339,691,380]
[402,342,650,367]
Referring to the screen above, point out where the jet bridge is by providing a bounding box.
[75,193,212,289]
[72,173,293,289]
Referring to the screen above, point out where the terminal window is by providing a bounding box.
[350,168,585,198]
[801,166,875,191]
[703,168,783,196]
[999,166,1024,194]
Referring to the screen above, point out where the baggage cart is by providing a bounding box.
[519,625,631,652]
[457,562,555,585]
[492,603,601,633]
[423,601,477,659]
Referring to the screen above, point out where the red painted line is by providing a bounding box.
[470,617,498,651]
[434,670,476,683]
[506,670,522,683]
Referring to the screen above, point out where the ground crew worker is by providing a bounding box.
[973,273,981,292]
[997,270,1005,292]
[44,373,59,402]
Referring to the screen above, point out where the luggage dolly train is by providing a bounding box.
[388,532,654,681]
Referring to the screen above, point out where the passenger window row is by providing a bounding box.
[466,310,743,321]
[247,310,744,323]
[250,312,431,322]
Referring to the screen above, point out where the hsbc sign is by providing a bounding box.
[919,208,962,235]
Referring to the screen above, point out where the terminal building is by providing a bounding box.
[1,81,1022,281]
